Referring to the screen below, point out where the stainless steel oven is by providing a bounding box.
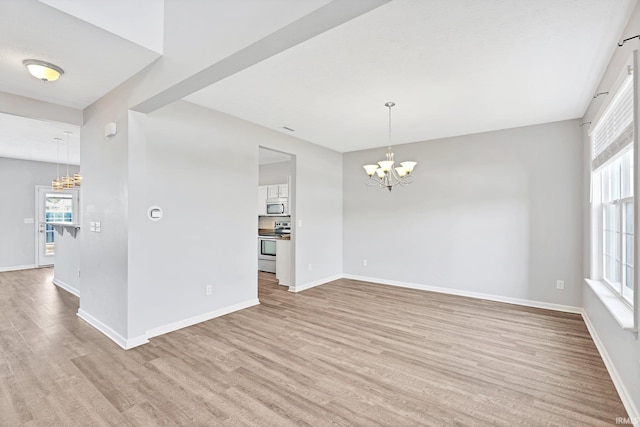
[258,236,277,273]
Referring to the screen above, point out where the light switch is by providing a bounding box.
[95,222,101,233]
[89,222,96,232]
[147,206,163,221]
[24,218,34,224]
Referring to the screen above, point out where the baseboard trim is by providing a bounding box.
[52,278,79,297]
[0,264,37,273]
[77,309,149,350]
[582,309,640,426]
[145,298,261,339]
[341,274,582,314]
[289,274,343,293]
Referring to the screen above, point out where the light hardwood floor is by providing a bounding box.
[0,268,627,426]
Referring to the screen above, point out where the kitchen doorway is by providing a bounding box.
[258,147,295,291]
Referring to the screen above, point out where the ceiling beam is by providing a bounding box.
[132,0,391,114]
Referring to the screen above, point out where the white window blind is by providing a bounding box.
[592,76,634,171]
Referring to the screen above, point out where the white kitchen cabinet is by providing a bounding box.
[257,186,268,215]
[267,183,288,199]
[277,184,288,198]
[276,239,291,286]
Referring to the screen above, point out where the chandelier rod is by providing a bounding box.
[386,101,395,150]
[55,138,60,180]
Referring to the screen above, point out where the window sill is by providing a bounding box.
[584,279,636,332]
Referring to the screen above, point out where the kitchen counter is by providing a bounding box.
[258,229,290,240]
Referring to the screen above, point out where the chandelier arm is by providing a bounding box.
[365,178,383,187]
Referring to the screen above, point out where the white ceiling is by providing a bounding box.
[185,0,636,152]
[0,0,160,110]
[0,0,637,163]
[0,113,80,165]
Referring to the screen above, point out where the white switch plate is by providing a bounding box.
[556,280,565,290]
[89,221,96,232]
[23,218,34,224]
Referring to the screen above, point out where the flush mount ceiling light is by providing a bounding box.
[22,59,64,82]
[363,102,417,192]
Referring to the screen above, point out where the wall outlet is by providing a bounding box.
[206,285,212,295]
[363,259,368,266]
[556,280,565,290]
[308,264,312,271]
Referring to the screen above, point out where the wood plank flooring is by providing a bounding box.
[0,268,627,426]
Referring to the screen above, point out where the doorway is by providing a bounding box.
[35,186,77,267]
[258,147,295,291]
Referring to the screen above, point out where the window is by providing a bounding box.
[44,193,74,256]
[591,69,635,308]
[600,150,634,304]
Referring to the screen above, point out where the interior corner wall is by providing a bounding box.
[79,87,131,341]
[126,100,343,337]
[343,119,583,308]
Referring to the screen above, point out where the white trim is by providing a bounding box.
[145,298,260,339]
[582,309,640,427]
[342,274,582,314]
[52,277,79,297]
[585,279,636,331]
[0,264,37,273]
[77,309,149,350]
[78,299,261,350]
[289,274,342,293]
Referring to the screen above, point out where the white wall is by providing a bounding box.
[0,158,77,270]
[0,92,82,126]
[0,158,55,269]
[580,2,640,420]
[78,83,131,343]
[259,160,291,186]
[53,224,81,296]
[127,101,259,338]
[79,95,343,344]
[343,119,583,309]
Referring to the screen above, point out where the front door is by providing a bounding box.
[36,187,74,267]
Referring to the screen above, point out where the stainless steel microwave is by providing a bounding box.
[266,198,288,215]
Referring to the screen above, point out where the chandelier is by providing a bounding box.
[52,131,81,191]
[363,102,417,191]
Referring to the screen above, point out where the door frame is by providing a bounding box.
[34,185,79,267]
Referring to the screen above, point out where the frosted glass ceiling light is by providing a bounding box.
[23,59,64,82]
[362,102,417,192]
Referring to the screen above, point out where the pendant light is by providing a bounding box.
[362,102,417,191]
[52,138,63,191]
[62,131,74,189]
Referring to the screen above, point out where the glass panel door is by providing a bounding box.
[36,187,74,266]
